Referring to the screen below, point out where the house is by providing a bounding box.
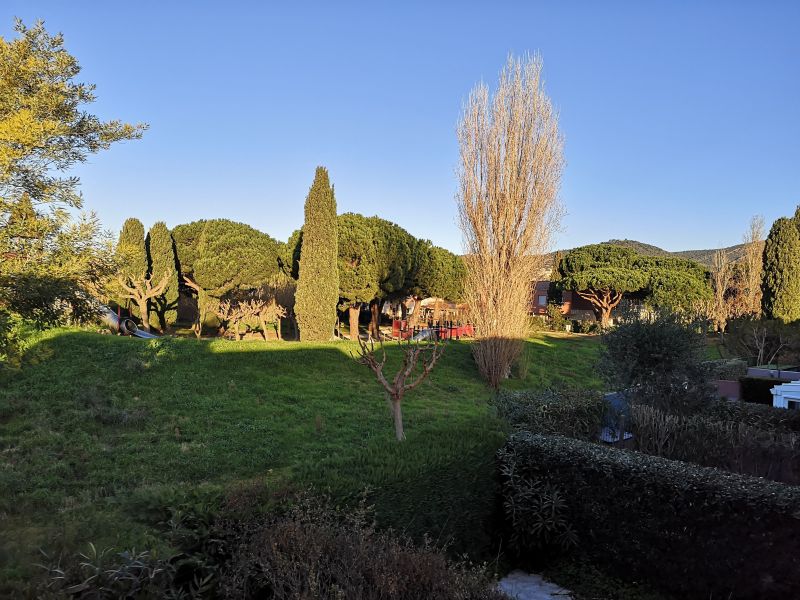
[529,279,597,321]
[770,381,800,409]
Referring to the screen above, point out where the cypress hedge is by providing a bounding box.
[498,433,800,599]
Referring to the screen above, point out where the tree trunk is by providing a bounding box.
[408,296,421,327]
[276,317,282,340]
[599,306,612,329]
[400,300,408,320]
[137,298,150,332]
[259,316,269,341]
[349,305,360,341]
[391,396,405,441]
[369,300,380,340]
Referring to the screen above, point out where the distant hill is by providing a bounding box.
[548,239,750,268]
[600,239,748,266]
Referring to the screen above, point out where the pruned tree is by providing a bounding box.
[115,218,172,332]
[172,218,282,336]
[146,221,179,332]
[557,245,648,327]
[116,270,172,333]
[337,213,379,340]
[457,54,564,388]
[354,338,445,441]
[741,215,765,317]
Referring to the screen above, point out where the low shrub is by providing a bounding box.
[571,318,600,334]
[498,433,800,599]
[703,357,748,381]
[703,398,800,433]
[38,494,506,600]
[739,376,790,405]
[630,403,800,484]
[600,312,714,415]
[492,388,606,441]
[219,495,506,599]
[545,303,566,331]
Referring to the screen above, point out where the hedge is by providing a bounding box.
[498,433,800,599]
[630,403,800,484]
[491,388,606,441]
[703,357,748,381]
[739,376,790,405]
[703,399,800,433]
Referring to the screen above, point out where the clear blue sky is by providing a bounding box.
[3,1,799,253]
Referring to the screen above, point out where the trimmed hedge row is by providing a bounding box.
[491,388,606,441]
[703,357,748,381]
[630,403,800,484]
[498,433,800,599]
[703,398,800,433]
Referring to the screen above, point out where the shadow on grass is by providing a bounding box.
[0,329,511,592]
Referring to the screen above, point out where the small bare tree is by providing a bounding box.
[116,269,172,332]
[354,338,445,441]
[457,53,564,387]
[742,215,765,316]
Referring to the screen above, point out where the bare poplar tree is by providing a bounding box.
[742,215,765,316]
[456,54,564,387]
[710,249,732,332]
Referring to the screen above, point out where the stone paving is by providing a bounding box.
[498,570,572,600]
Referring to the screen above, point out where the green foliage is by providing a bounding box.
[337,212,380,308]
[545,302,566,331]
[498,433,800,599]
[557,244,648,300]
[0,19,146,211]
[1,201,112,327]
[702,397,800,433]
[415,243,466,302]
[146,222,179,330]
[278,228,302,280]
[644,255,712,313]
[492,388,606,441]
[295,167,339,341]
[701,357,747,380]
[762,216,800,322]
[173,219,281,296]
[600,312,713,414]
[116,217,147,282]
[557,244,712,320]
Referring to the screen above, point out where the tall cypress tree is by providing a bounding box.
[116,218,147,315]
[146,221,179,331]
[295,167,339,341]
[761,216,800,322]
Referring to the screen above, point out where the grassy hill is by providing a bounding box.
[0,329,601,593]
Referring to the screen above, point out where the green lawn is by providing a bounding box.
[0,329,601,591]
